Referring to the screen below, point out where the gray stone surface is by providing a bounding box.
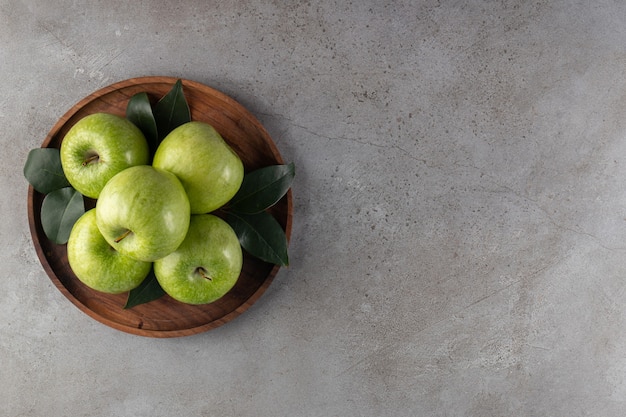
[2,0,626,415]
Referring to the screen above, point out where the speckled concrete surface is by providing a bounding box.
[3,1,626,416]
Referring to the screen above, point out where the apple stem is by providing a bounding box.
[114,229,132,243]
[196,267,212,281]
[82,154,100,166]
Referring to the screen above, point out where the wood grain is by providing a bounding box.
[27,76,292,338]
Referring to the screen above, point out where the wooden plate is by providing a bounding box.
[27,76,292,337]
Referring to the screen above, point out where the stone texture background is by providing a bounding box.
[2,1,626,416]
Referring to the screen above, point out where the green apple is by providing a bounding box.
[96,165,191,262]
[152,121,244,214]
[67,209,151,293]
[154,214,243,305]
[60,112,149,199]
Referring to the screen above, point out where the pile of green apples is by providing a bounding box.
[60,113,245,305]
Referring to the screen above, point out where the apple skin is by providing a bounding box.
[67,209,151,294]
[154,214,243,305]
[152,121,244,214]
[96,165,191,262]
[60,113,149,199]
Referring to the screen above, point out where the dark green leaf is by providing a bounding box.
[126,92,158,154]
[229,163,295,214]
[227,211,289,266]
[124,268,165,309]
[152,79,191,140]
[41,187,85,244]
[23,148,70,194]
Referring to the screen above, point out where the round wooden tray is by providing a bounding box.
[27,76,292,337]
